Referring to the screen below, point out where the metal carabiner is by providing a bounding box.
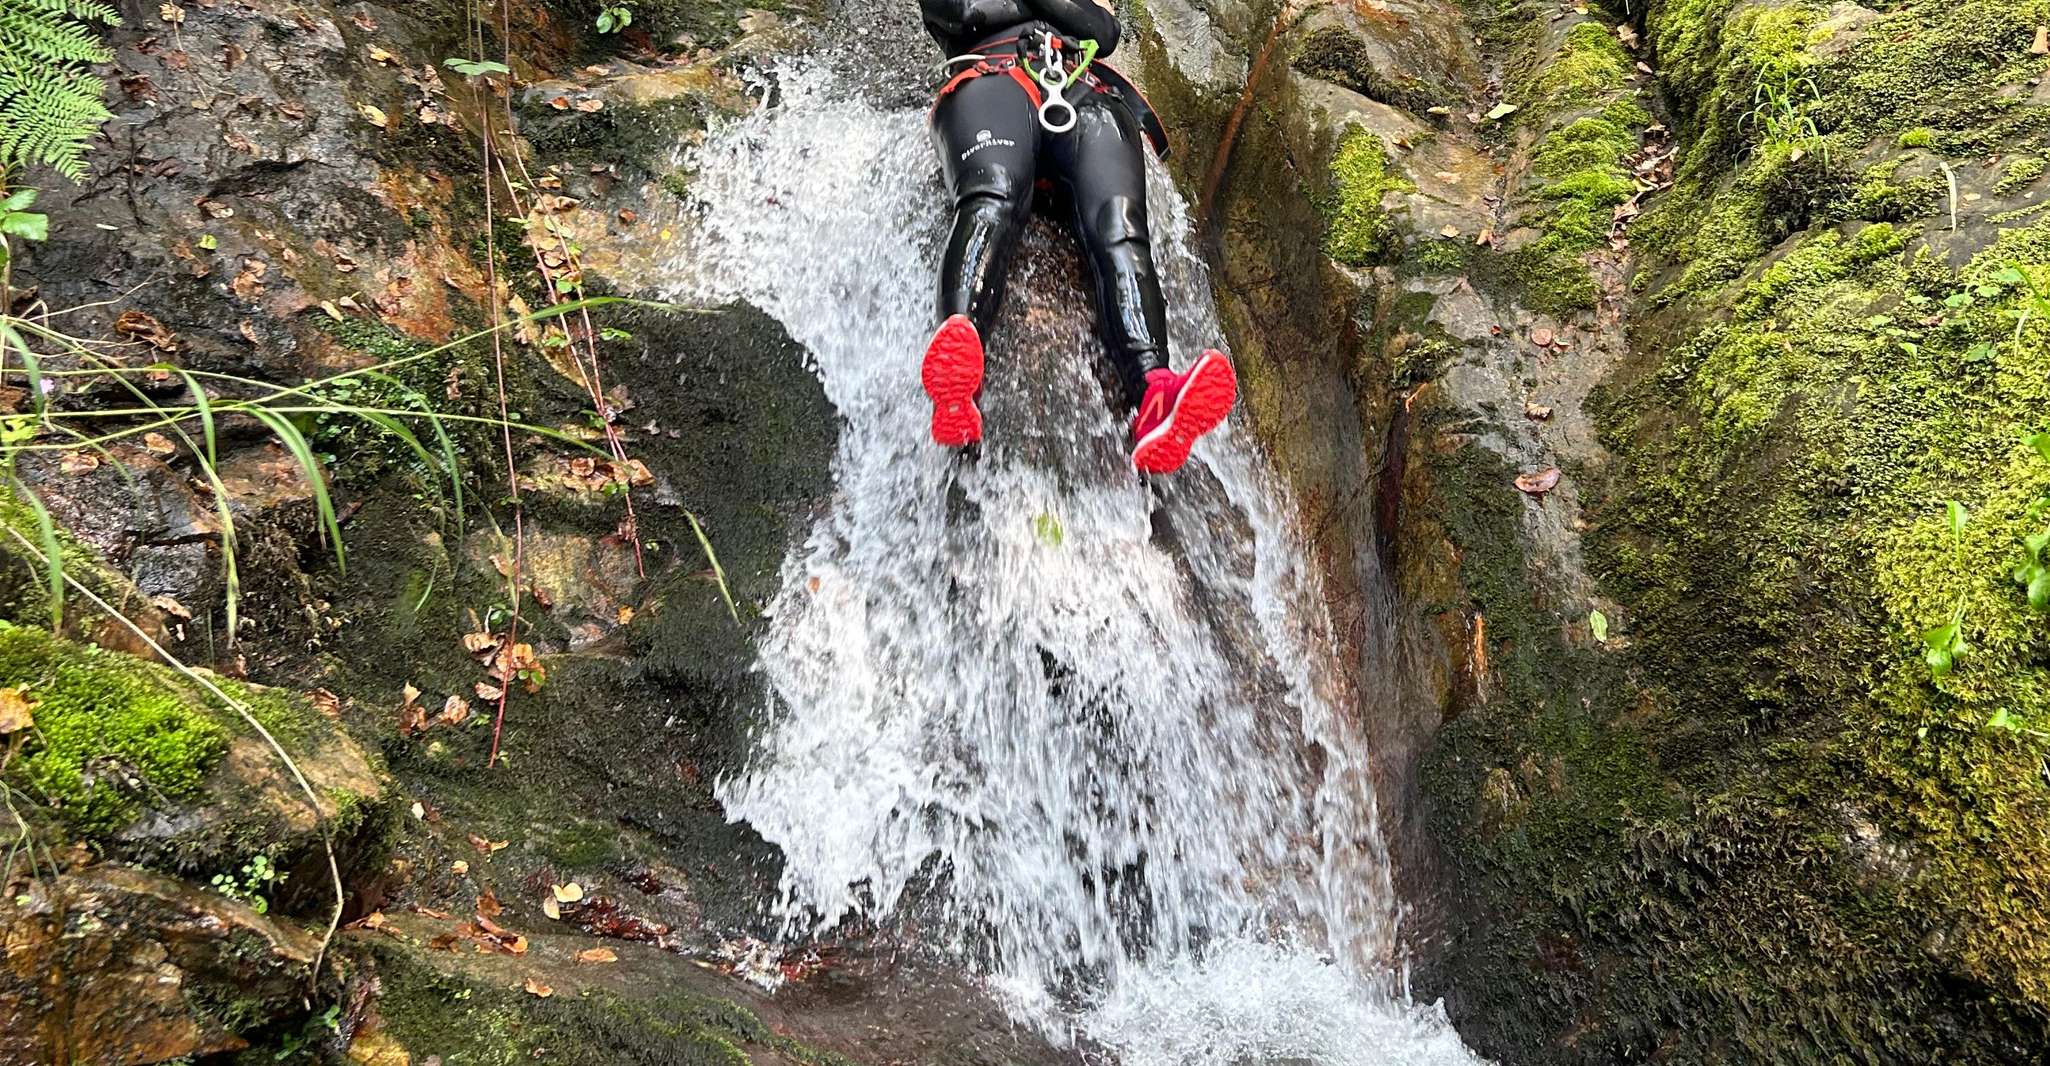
[1034,38,1077,134]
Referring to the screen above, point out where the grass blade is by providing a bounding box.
[686,511,739,625]
[247,407,345,576]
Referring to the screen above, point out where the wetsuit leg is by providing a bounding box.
[1046,91,1170,407]
[931,73,1042,336]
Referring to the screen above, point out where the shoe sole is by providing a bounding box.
[1132,351,1237,475]
[922,315,985,448]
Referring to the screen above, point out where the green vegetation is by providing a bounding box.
[0,0,117,181]
[1514,97,1648,316]
[0,620,228,835]
[1519,22,1632,117]
[1323,128,1412,266]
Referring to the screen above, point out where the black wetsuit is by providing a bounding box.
[920,0,1169,405]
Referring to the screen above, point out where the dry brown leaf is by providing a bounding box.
[438,695,472,726]
[551,882,585,904]
[149,594,192,620]
[548,95,571,110]
[574,98,604,112]
[0,688,33,735]
[462,631,498,655]
[358,103,389,128]
[1514,468,1563,495]
[319,300,343,321]
[368,45,400,65]
[142,432,177,457]
[543,897,562,920]
[351,10,377,30]
[1530,327,1555,348]
[309,688,341,717]
[1524,403,1555,422]
[229,258,268,299]
[523,978,553,998]
[451,859,470,875]
[616,605,636,626]
[576,947,619,964]
[59,451,100,475]
[2034,24,2049,53]
[477,886,502,917]
[618,208,638,224]
[158,2,184,22]
[475,681,505,701]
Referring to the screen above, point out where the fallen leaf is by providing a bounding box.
[309,688,341,717]
[523,978,554,998]
[60,451,100,475]
[543,897,562,920]
[462,631,499,654]
[319,300,343,321]
[359,103,389,128]
[229,258,268,299]
[0,688,33,735]
[1484,102,1520,121]
[452,859,470,875]
[351,11,377,30]
[1590,609,1611,643]
[114,309,180,352]
[410,801,426,820]
[402,682,421,706]
[2035,24,2049,54]
[1524,402,1554,421]
[222,130,255,154]
[475,682,504,701]
[618,208,637,224]
[158,2,184,22]
[1439,224,1462,238]
[575,97,605,112]
[616,605,635,625]
[438,695,472,726]
[150,594,192,619]
[1434,170,1462,185]
[576,947,619,964]
[368,45,400,65]
[238,320,260,344]
[200,200,233,219]
[1530,327,1555,347]
[477,887,502,917]
[548,95,571,110]
[1515,468,1564,496]
[552,882,585,904]
[142,432,177,456]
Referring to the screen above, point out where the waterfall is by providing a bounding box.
[658,35,1483,1066]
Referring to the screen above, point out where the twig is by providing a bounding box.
[1200,2,1305,233]
[2,525,345,990]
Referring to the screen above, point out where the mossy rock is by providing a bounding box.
[0,621,395,902]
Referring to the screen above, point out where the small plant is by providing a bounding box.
[443,57,510,78]
[2015,434,2050,614]
[594,4,632,33]
[0,0,120,181]
[211,853,286,914]
[1921,500,1971,680]
[1740,67,1827,164]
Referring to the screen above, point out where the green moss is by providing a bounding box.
[0,621,228,835]
[1834,157,1945,223]
[1897,127,1937,149]
[1512,100,1647,316]
[1997,154,2047,195]
[1323,128,1412,266]
[1520,21,1633,116]
[1293,26,1451,113]
[1408,237,1473,275]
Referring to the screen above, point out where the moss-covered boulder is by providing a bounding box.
[0,621,394,898]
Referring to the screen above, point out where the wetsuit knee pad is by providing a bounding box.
[1087,195,1151,249]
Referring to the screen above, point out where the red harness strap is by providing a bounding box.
[931,54,1044,120]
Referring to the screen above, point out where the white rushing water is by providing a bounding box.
[665,54,1482,1066]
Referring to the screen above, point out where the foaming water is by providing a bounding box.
[663,61,1483,1065]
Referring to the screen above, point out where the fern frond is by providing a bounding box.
[0,0,114,181]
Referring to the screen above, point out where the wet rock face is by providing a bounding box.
[0,865,319,1065]
[1143,0,2050,1060]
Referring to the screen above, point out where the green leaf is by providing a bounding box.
[1993,266,2028,286]
[1946,500,1969,540]
[1964,342,1996,363]
[0,189,36,212]
[2027,432,2050,463]
[2030,569,2050,613]
[1944,292,1973,308]
[1,212,50,241]
[1034,512,1065,549]
[1485,102,1520,121]
[443,58,511,77]
[1989,709,2020,732]
[1977,284,2004,299]
[1589,609,1610,644]
[198,233,217,250]
[1925,643,1953,679]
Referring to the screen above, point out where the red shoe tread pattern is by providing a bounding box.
[922,315,986,447]
[1132,351,1237,475]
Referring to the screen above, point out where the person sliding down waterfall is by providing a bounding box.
[917,0,1239,475]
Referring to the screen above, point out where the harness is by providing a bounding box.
[934,28,1171,156]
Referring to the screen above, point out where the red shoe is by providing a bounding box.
[1131,350,1238,475]
[921,314,985,448]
